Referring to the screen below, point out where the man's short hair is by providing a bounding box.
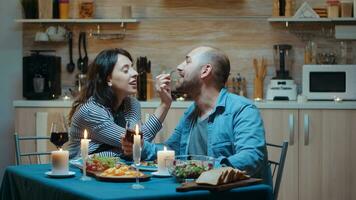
[202,47,231,89]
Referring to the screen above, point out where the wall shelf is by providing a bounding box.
[15,18,139,23]
[268,17,356,23]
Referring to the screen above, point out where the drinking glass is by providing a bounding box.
[50,121,68,149]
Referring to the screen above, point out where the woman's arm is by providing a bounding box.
[153,73,172,123]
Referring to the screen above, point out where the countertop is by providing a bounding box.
[13,99,356,109]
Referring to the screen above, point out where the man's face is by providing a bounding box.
[175,48,207,93]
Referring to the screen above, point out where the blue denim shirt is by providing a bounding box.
[142,88,272,185]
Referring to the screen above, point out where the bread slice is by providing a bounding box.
[196,168,226,186]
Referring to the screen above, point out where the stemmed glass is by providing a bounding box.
[50,116,69,149]
[131,123,144,189]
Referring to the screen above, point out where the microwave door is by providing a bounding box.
[310,72,346,93]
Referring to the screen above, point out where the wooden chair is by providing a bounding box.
[14,133,51,165]
[267,141,288,200]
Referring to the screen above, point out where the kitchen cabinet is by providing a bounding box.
[260,109,356,200]
[298,110,356,200]
[260,109,299,200]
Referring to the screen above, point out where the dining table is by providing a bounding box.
[0,164,273,200]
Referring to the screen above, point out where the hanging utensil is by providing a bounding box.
[82,32,89,74]
[77,32,84,72]
[66,31,75,73]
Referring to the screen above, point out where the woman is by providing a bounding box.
[68,48,172,159]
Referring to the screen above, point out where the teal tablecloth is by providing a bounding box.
[0,164,273,200]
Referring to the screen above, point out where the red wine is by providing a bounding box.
[50,132,69,148]
[125,129,142,143]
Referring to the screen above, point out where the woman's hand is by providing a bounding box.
[155,73,172,107]
[121,135,144,157]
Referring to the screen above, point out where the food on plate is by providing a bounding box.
[140,161,157,167]
[100,163,144,177]
[85,155,120,172]
[171,161,213,179]
[196,167,249,186]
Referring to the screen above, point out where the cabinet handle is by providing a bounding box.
[304,114,310,146]
[288,114,294,145]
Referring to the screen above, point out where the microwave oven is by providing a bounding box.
[302,65,356,100]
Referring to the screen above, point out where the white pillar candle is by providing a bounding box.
[81,129,91,174]
[51,148,69,175]
[157,146,175,174]
[133,124,141,164]
[80,129,90,157]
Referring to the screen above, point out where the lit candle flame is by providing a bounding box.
[59,148,63,151]
[164,146,167,151]
[135,124,139,135]
[84,129,88,139]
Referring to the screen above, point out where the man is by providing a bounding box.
[122,46,271,185]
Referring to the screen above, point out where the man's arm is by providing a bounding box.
[219,105,267,175]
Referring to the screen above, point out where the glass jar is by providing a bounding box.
[59,0,69,19]
[327,0,340,18]
[79,0,95,19]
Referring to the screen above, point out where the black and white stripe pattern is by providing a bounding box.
[68,96,162,159]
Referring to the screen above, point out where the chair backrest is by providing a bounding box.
[14,133,51,165]
[267,141,288,200]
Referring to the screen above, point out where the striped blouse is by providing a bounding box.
[68,96,162,159]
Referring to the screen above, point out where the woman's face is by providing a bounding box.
[107,54,138,97]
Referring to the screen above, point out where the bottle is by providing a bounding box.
[59,0,69,19]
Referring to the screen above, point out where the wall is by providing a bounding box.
[23,0,355,98]
[0,0,22,181]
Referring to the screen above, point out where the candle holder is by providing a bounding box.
[80,155,92,181]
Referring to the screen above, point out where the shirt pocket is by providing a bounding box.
[212,140,234,157]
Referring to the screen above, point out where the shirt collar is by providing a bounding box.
[186,88,228,119]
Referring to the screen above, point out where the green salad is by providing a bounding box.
[172,161,213,179]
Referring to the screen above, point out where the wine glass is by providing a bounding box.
[50,122,69,149]
[131,123,144,189]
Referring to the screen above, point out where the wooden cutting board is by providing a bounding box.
[176,178,263,192]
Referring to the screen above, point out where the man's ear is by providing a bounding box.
[201,64,213,79]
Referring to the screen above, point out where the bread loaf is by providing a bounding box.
[196,167,249,186]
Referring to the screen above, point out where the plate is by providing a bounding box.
[131,164,158,172]
[151,171,171,177]
[87,170,151,182]
[45,171,76,178]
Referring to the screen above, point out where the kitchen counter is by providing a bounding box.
[13,99,356,109]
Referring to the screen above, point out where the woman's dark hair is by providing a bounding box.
[69,48,133,122]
